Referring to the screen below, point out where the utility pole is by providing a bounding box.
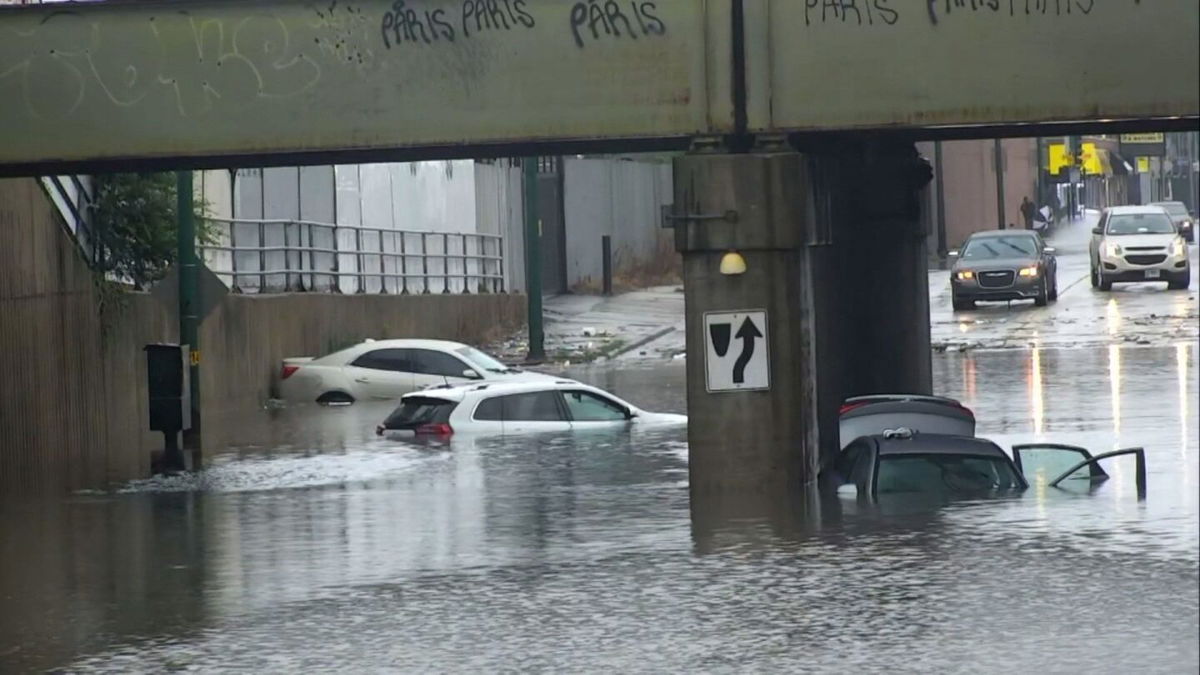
[522,158,545,363]
[994,138,1006,229]
[176,171,202,468]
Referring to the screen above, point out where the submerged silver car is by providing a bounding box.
[949,230,1058,311]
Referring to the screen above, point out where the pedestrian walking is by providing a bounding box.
[1020,196,1036,230]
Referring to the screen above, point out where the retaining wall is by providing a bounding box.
[0,177,526,497]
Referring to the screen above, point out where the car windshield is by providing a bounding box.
[876,454,1023,494]
[960,236,1038,260]
[456,346,511,373]
[1106,213,1175,235]
[1151,203,1188,217]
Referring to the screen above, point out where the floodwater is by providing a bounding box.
[2,345,1197,673]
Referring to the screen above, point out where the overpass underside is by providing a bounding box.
[1,0,1196,493]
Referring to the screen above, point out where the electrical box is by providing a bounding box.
[145,343,191,432]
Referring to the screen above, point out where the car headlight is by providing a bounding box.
[956,270,974,281]
[1173,238,1186,257]
[1105,242,1123,257]
[1018,266,1039,277]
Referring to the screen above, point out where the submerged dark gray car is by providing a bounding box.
[949,230,1058,311]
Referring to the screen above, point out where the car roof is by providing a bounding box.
[966,230,1038,239]
[1104,205,1169,215]
[352,338,470,350]
[401,379,606,403]
[314,338,472,362]
[1147,201,1184,207]
[868,433,1009,458]
[844,393,964,406]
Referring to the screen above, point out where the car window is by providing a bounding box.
[473,392,565,422]
[474,397,504,421]
[875,454,1022,494]
[563,390,628,421]
[350,348,413,372]
[382,397,456,429]
[412,349,471,378]
[505,392,565,421]
[456,346,509,374]
[961,235,1038,259]
[1106,213,1175,235]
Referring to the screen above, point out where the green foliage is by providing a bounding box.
[92,173,211,290]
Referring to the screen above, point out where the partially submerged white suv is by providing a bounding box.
[376,380,687,437]
[1090,206,1191,291]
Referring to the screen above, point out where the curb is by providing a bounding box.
[610,326,676,359]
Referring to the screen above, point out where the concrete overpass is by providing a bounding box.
[2,0,1197,493]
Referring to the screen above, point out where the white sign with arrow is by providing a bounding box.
[703,310,769,393]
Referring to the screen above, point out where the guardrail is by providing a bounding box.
[199,217,505,295]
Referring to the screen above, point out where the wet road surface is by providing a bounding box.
[931,212,1199,351]
[2,339,1197,672]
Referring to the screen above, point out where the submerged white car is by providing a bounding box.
[375,380,687,436]
[279,339,560,404]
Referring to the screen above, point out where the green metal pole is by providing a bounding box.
[522,158,545,362]
[177,171,202,467]
[994,138,1007,230]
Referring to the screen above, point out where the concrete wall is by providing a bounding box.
[563,158,676,291]
[1,177,527,497]
[920,139,1040,252]
[200,292,526,417]
[0,178,170,495]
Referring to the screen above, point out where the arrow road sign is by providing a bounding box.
[704,310,769,392]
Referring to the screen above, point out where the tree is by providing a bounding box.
[92,172,210,290]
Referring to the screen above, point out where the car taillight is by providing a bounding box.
[839,402,868,415]
[281,365,300,380]
[415,423,453,436]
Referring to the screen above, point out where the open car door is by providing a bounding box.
[1012,443,1146,499]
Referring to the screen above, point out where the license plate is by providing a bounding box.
[1145,269,1161,279]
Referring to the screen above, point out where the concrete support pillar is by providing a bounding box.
[676,141,933,496]
[674,152,820,494]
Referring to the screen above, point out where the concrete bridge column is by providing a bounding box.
[675,142,933,495]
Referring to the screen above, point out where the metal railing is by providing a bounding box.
[199,217,505,295]
[39,175,97,265]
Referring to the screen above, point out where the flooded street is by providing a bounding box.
[3,336,1197,672]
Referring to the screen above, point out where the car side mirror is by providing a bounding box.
[947,250,959,258]
[463,369,481,380]
[1044,246,1056,254]
[1092,227,1102,235]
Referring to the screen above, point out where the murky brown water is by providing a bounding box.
[2,345,1197,673]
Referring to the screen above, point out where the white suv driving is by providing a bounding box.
[375,380,687,436]
[1090,205,1191,291]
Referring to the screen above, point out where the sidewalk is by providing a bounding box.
[490,285,686,364]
